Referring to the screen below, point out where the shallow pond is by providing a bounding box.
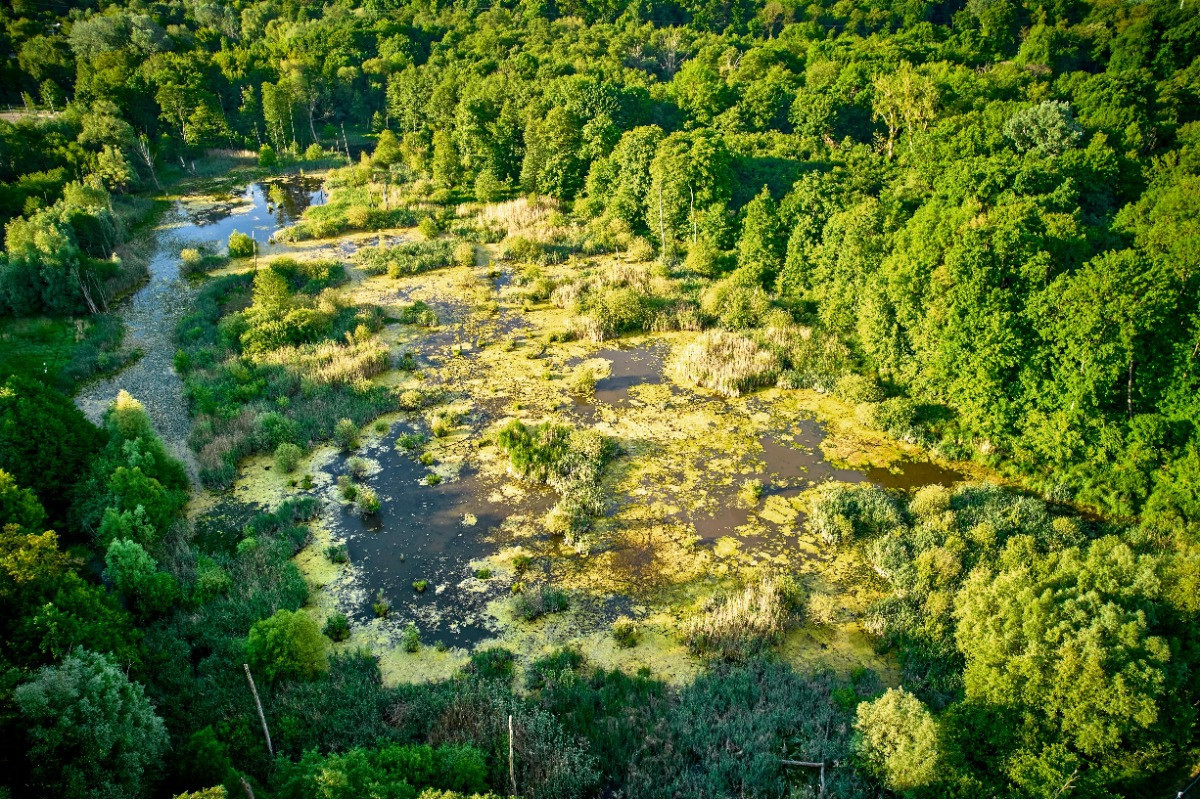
[328,422,554,647]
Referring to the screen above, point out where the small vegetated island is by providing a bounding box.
[0,1,1198,798]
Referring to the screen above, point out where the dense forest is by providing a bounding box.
[1,0,1199,797]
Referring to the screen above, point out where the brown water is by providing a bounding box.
[572,341,671,419]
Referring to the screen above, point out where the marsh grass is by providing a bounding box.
[674,330,780,397]
[513,584,570,621]
[684,579,791,661]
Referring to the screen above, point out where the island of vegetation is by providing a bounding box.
[0,0,1198,798]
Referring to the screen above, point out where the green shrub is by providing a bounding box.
[372,591,390,618]
[809,482,903,547]
[347,456,370,479]
[612,616,640,648]
[355,486,380,515]
[674,330,780,397]
[228,230,255,258]
[335,418,360,451]
[275,442,303,473]
[325,543,349,563]
[246,609,328,681]
[514,584,569,621]
[401,622,420,652]
[466,647,516,680]
[258,144,277,167]
[412,579,428,593]
[323,613,351,642]
[418,216,440,239]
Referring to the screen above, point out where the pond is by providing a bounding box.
[326,421,553,646]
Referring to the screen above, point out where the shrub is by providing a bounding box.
[834,374,885,403]
[683,238,722,277]
[325,543,349,563]
[303,142,325,161]
[466,647,516,680]
[355,486,380,515]
[453,241,476,267]
[337,475,357,501]
[413,579,428,593]
[399,301,438,326]
[674,330,780,397]
[258,144,277,167]
[514,584,569,621]
[809,482,904,547]
[324,613,351,642]
[401,622,421,652]
[334,418,360,451]
[612,616,640,648]
[684,579,790,661]
[418,216,440,239]
[228,230,255,258]
[372,591,390,618]
[700,279,771,329]
[347,456,371,479]
[246,609,328,681]
[275,442,303,473]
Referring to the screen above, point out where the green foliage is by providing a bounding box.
[275,442,302,473]
[0,375,105,522]
[246,608,328,682]
[14,649,168,799]
[809,482,903,547]
[324,613,350,642]
[104,538,179,617]
[513,584,570,621]
[227,230,255,258]
[684,579,790,661]
[854,688,941,791]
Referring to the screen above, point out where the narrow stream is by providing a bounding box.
[75,177,325,474]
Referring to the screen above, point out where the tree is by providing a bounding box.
[872,62,938,160]
[0,377,104,522]
[854,688,941,792]
[14,649,168,799]
[0,469,47,531]
[246,608,328,681]
[1005,101,1084,156]
[372,130,402,168]
[431,129,461,189]
[104,538,178,617]
[954,537,1174,775]
[646,130,733,248]
[735,186,783,287]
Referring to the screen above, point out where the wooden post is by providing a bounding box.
[508,714,517,795]
[243,663,273,757]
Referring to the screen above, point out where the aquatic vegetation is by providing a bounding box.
[412,579,428,593]
[674,330,780,397]
[325,544,349,564]
[612,617,640,648]
[355,486,380,515]
[372,590,391,618]
[401,623,421,653]
[513,584,570,621]
[684,579,791,662]
[324,613,351,642]
[346,456,370,479]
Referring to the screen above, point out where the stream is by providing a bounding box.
[75,177,326,474]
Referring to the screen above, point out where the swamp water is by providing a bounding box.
[323,338,963,648]
[76,176,326,470]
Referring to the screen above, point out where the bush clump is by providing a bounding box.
[228,230,255,258]
[809,482,904,547]
[684,579,790,661]
[674,330,780,397]
[323,613,351,642]
[514,584,569,621]
[275,442,302,473]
